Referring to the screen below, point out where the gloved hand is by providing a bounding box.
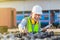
[42,28,47,32]
[41,24,52,32]
[20,29,28,36]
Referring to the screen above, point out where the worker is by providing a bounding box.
[18,5,52,34]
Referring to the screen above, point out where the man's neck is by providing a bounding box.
[31,18,38,24]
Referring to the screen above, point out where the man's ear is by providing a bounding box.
[30,13,32,16]
[31,12,32,15]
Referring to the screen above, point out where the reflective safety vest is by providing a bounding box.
[26,17,41,33]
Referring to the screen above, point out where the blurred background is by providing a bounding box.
[0,0,60,33]
[0,0,60,40]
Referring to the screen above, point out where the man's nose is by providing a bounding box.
[37,16,40,18]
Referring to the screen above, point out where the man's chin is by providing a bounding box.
[34,19,39,21]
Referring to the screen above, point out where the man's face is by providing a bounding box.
[31,13,41,21]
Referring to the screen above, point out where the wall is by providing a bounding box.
[0,0,60,11]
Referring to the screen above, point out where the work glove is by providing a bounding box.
[20,29,28,36]
[42,28,47,32]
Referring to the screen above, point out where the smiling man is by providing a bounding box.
[18,5,52,34]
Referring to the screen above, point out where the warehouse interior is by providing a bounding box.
[0,0,60,40]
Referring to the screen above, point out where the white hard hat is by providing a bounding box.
[32,5,42,15]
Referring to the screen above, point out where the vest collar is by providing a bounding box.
[29,17,38,24]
